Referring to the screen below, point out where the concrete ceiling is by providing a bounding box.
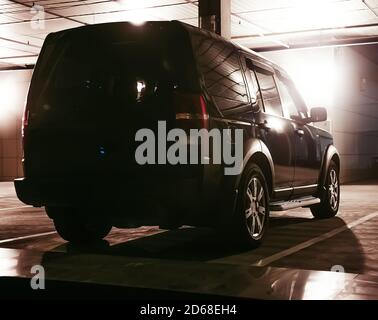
[0,0,378,69]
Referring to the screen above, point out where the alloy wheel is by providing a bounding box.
[328,169,339,211]
[245,177,266,240]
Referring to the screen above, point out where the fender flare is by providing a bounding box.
[318,144,340,190]
[234,139,275,195]
[216,139,274,226]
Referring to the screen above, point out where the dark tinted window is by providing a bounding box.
[245,58,263,108]
[190,34,250,116]
[53,41,168,96]
[32,39,173,124]
[29,24,199,119]
[255,67,283,117]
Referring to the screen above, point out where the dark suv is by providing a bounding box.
[15,21,340,247]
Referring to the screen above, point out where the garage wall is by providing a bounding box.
[332,46,378,182]
[265,46,378,183]
[0,70,32,182]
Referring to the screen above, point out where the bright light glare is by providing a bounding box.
[289,0,347,30]
[267,49,337,108]
[268,117,285,133]
[129,11,147,26]
[302,271,347,300]
[291,53,336,107]
[117,0,148,26]
[137,81,146,93]
[136,80,146,100]
[0,249,20,276]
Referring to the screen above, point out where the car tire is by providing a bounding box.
[228,164,270,248]
[311,160,340,219]
[47,207,112,243]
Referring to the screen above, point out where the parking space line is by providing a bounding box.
[0,205,32,212]
[0,231,57,244]
[251,211,378,267]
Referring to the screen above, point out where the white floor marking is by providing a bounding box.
[0,231,57,244]
[251,211,378,267]
[0,205,32,212]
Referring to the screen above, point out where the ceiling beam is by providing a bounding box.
[362,0,378,18]
[0,64,34,71]
[252,36,378,52]
[0,0,193,27]
[0,36,40,49]
[186,0,289,48]
[232,22,378,41]
[0,53,38,60]
[8,0,88,25]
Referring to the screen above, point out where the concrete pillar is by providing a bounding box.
[198,0,231,39]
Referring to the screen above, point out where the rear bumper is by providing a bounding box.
[14,176,200,210]
[15,178,102,207]
[14,178,42,206]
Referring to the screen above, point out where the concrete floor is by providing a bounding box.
[0,181,378,299]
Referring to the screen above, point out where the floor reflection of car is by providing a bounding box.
[15,21,340,248]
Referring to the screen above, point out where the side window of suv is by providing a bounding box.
[190,35,250,117]
[275,74,300,119]
[254,67,283,117]
[275,72,309,120]
[244,58,262,109]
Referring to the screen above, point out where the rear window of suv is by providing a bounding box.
[44,39,169,101]
[29,24,199,116]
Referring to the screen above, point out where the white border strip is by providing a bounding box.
[0,205,56,244]
[0,231,57,244]
[0,205,32,212]
[251,211,378,267]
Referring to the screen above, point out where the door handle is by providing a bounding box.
[295,129,305,136]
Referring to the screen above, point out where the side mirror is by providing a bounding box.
[310,107,327,123]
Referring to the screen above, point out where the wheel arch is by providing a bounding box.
[319,144,340,190]
[235,139,275,197]
[216,139,274,230]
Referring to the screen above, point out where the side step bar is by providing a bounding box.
[270,196,321,211]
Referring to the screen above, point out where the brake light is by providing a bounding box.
[173,93,209,129]
[21,105,29,138]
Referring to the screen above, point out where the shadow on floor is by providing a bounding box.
[47,216,365,273]
[268,216,315,228]
[26,215,365,301]
[66,227,248,261]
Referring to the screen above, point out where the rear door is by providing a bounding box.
[25,23,197,179]
[27,38,168,178]
[243,57,296,200]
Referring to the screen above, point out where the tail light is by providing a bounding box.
[173,93,209,130]
[21,103,29,150]
[22,109,29,137]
